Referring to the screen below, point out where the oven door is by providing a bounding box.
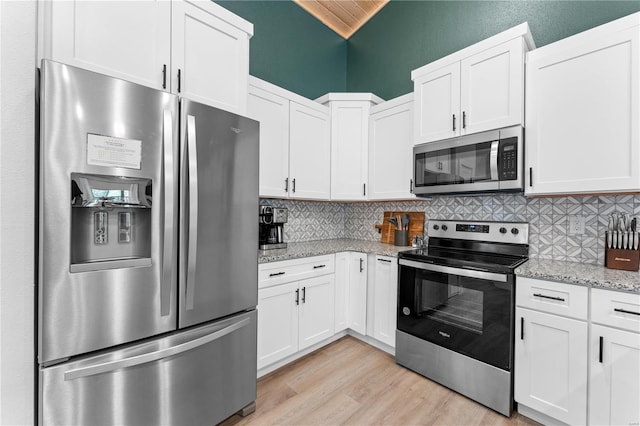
[397,259,514,371]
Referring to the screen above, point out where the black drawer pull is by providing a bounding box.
[614,308,640,316]
[313,264,326,269]
[599,336,603,363]
[269,272,285,277]
[520,317,524,340]
[378,258,392,263]
[533,293,565,302]
[295,289,299,305]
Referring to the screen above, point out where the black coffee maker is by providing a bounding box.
[259,206,288,250]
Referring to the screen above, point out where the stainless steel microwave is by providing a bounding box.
[413,125,523,196]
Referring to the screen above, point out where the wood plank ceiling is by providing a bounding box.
[293,0,389,39]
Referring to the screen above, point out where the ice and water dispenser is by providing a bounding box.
[70,173,152,272]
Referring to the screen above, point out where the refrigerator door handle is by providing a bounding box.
[185,114,199,311]
[63,317,250,381]
[161,109,174,316]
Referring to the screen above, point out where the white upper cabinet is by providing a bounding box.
[412,23,533,145]
[248,78,290,198]
[248,77,331,200]
[38,1,171,90]
[289,101,331,200]
[172,0,251,114]
[39,0,252,114]
[460,38,524,135]
[317,93,383,201]
[526,13,640,195]
[368,94,415,200]
[413,63,461,143]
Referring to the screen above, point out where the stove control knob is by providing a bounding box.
[511,228,520,235]
[433,224,439,231]
[499,227,507,234]
[441,225,448,231]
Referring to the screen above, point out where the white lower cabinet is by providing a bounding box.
[370,255,397,347]
[257,282,299,369]
[515,278,640,426]
[515,307,588,425]
[257,256,335,371]
[298,275,336,350]
[334,252,367,335]
[589,288,640,426]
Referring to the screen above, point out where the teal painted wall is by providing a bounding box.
[215,0,347,99]
[347,1,640,100]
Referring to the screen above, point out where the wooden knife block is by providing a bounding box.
[375,211,425,245]
[605,245,640,271]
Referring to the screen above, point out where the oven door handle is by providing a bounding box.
[399,259,508,282]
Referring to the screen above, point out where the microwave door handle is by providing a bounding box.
[63,318,250,381]
[161,110,175,316]
[490,141,499,181]
[185,115,199,311]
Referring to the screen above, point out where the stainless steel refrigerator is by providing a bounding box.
[37,60,259,425]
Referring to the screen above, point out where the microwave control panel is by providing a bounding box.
[499,137,518,181]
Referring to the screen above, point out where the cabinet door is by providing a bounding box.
[248,84,290,198]
[368,98,415,200]
[460,38,524,135]
[41,1,171,90]
[526,27,639,195]
[413,62,460,144]
[299,275,335,350]
[590,324,640,426]
[372,256,397,347]
[334,252,350,333]
[257,282,299,370]
[514,307,588,425]
[330,102,370,201]
[289,102,331,200]
[347,254,367,335]
[172,0,250,114]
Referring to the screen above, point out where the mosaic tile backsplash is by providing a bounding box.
[261,195,640,266]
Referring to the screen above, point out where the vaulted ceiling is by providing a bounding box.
[293,0,389,39]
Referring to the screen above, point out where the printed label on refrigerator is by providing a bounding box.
[87,134,142,170]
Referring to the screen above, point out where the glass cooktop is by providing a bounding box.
[398,247,528,274]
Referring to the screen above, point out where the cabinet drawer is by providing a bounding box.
[592,288,640,333]
[259,255,335,288]
[516,277,588,320]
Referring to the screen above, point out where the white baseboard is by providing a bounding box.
[517,404,568,426]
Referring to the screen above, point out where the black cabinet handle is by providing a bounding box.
[533,293,565,302]
[363,183,366,196]
[359,258,364,272]
[302,287,306,303]
[162,64,167,89]
[284,177,289,193]
[410,179,413,194]
[452,114,456,131]
[614,308,640,316]
[292,178,296,193]
[599,336,603,363]
[177,69,182,93]
[269,272,285,277]
[462,111,466,129]
[313,264,326,269]
[520,317,524,340]
[378,258,392,263]
[529,167,533,187]
[295,289,299,305]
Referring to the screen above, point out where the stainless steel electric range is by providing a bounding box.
[396,220,529,416]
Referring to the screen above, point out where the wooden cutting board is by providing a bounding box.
[375,211,425,245]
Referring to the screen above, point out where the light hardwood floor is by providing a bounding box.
[221,336,540,426]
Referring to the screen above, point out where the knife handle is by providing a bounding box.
[623,232,629,250]
[634,232,639,251]
[607,231,612,249]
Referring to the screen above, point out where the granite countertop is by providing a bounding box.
[258,238,411,264]
[516,259,640,294]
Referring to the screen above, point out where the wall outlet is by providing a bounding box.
[568,215,585,235]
